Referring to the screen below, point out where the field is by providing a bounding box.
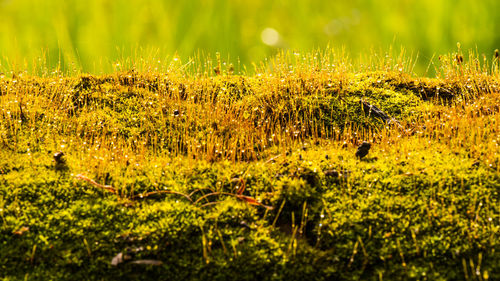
[1,0,499,74]
[0,49,498,280]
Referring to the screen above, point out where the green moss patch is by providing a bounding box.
[0,56,499,280]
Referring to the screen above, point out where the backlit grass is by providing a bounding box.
[1,0,499,73]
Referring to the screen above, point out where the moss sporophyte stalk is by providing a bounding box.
[0,50,499,280]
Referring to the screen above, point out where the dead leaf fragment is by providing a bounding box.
[13,226,30,236]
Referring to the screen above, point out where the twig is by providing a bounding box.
[75,174,271,209]
[194,192,229,205]
[235,194,273,209]
[75,174,116,193]
[265,154,282,164]
[132,190,193,202]
[194,191,273,209]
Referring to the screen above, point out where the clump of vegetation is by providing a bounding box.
[0,49,499,280]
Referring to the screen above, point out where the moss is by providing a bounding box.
[0,53,499,280]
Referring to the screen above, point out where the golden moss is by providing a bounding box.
[0,50,499,280]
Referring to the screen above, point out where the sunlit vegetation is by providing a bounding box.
[1,0,499,73]
[0,49,499,280]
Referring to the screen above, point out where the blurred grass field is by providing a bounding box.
[0,0,499,74]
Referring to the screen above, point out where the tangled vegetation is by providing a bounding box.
[0,49,499,280]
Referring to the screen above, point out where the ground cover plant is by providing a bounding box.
[0,49,499,280]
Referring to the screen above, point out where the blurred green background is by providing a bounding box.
[0,0,499,74]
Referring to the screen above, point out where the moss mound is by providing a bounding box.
[0,52,499,280]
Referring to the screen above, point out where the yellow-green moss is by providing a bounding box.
[0,52,499,280]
